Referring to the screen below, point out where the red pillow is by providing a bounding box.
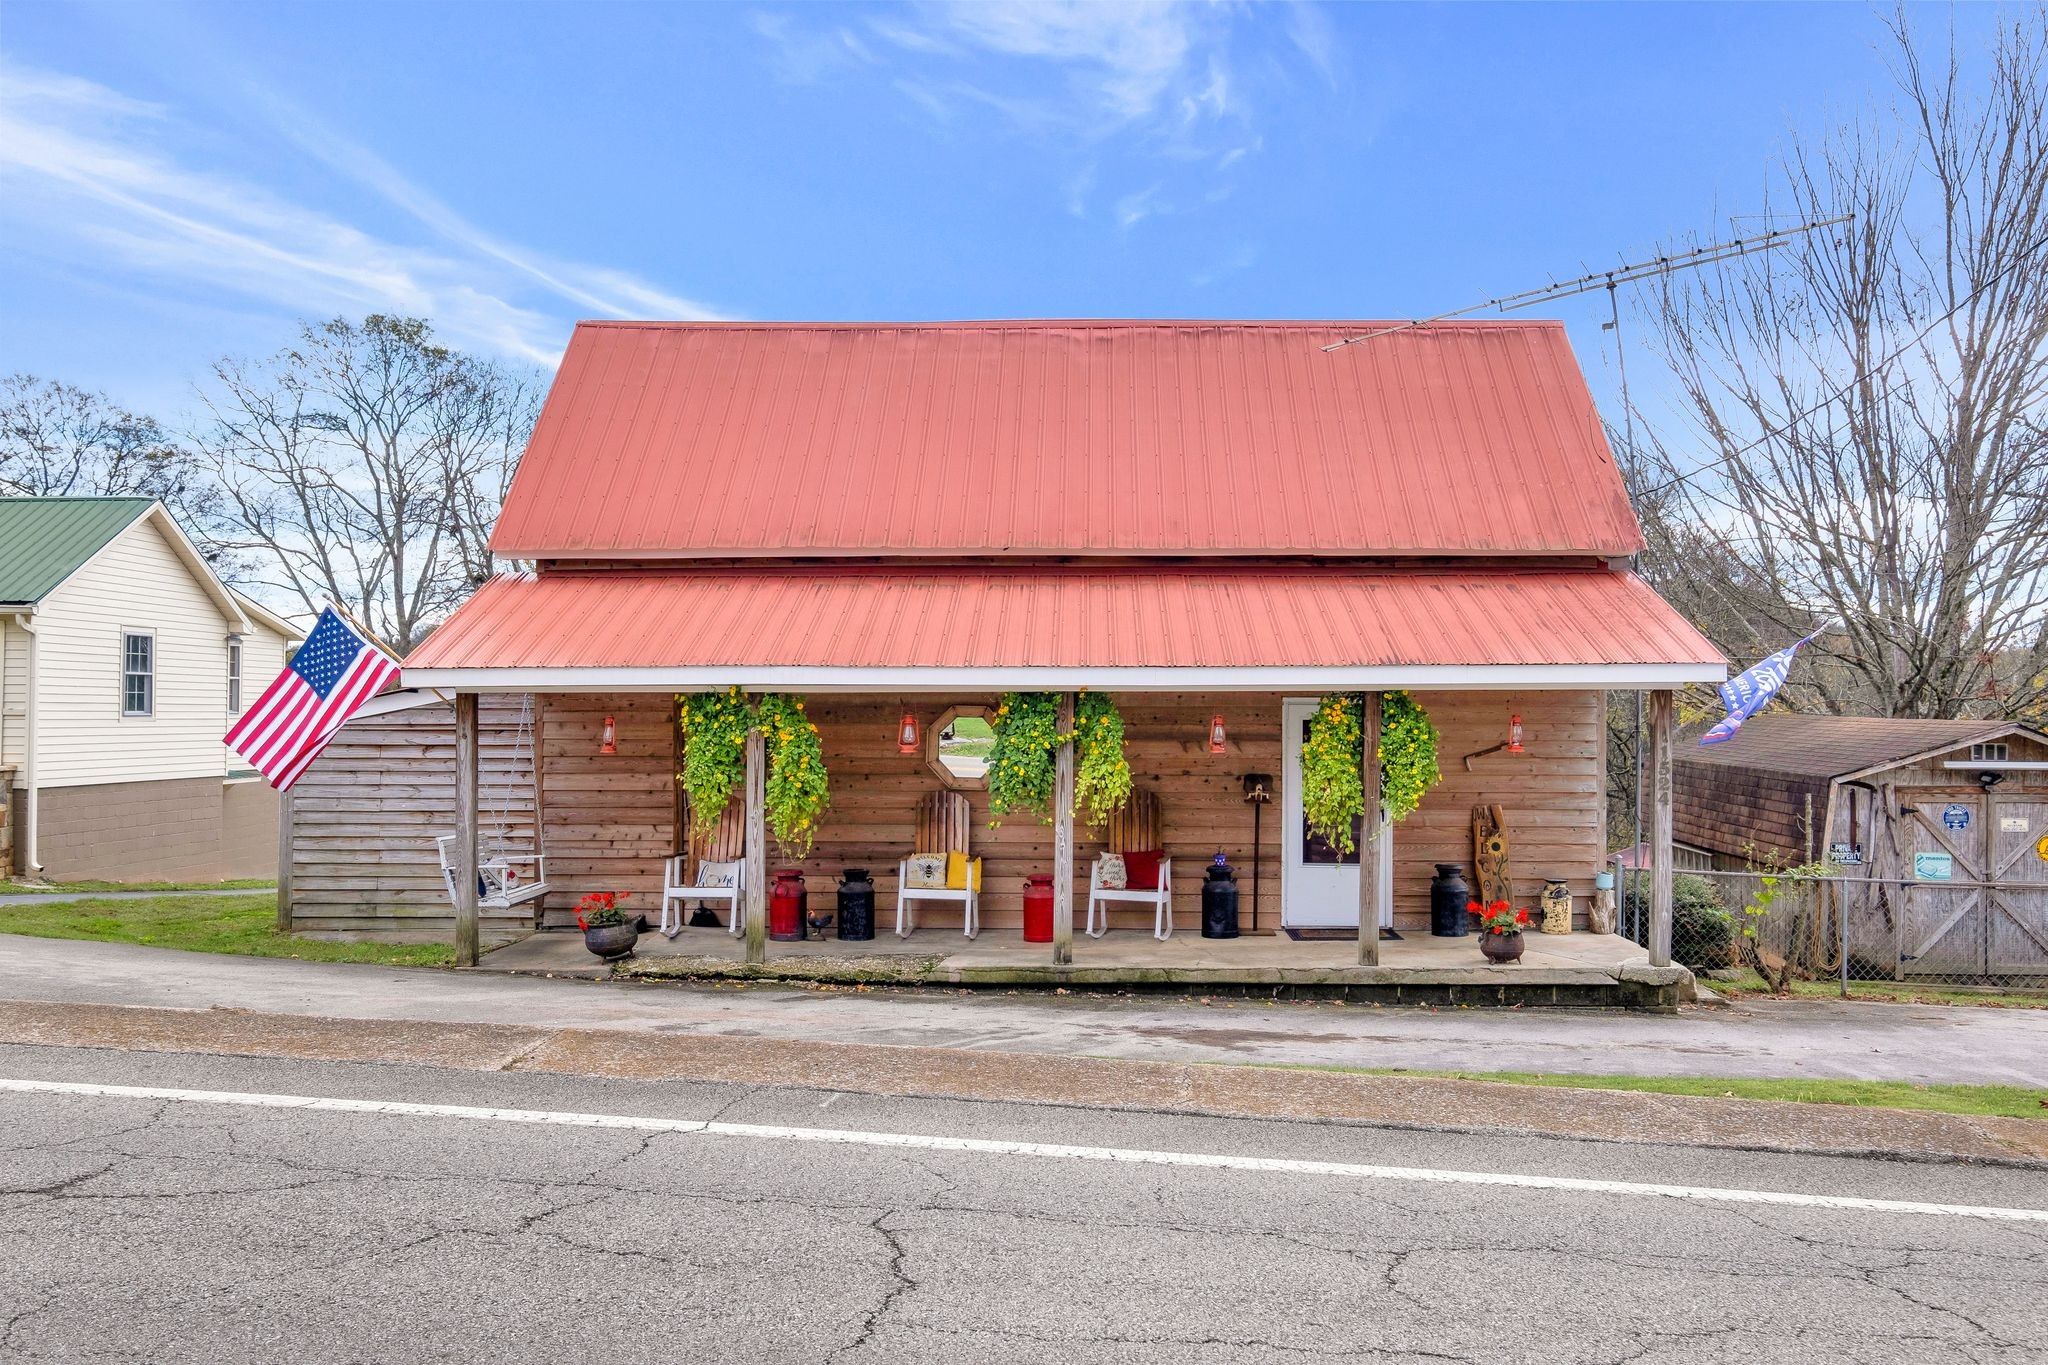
[1122,850,1163,891]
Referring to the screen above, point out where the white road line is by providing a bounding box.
[5,1076,2043,1224]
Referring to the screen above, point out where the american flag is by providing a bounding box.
[226,607,400,790]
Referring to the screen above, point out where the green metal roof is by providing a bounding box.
[0,497,155,605]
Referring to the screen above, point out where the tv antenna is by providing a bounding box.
[1318,215,1852,351]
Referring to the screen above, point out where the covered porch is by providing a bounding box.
[403,564,1719,994]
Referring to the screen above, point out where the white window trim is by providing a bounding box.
[227,638,245,715]
[121,628,156,719]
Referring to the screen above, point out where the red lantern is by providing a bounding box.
[1507,712,1524,754]
[1208,714,1228,754]
[599,715,618,755]
[897,711,921,754]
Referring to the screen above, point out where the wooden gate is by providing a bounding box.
[1897,789,2048,978]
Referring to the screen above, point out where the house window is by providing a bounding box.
[925,705,993,789]
[121,631,154,717]
[227,639,244,713]
[1970,742,2009,763]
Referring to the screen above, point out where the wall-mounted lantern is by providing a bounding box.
[1507,712,1525,754]
[897,711,921,755]
[1208,714,1228,754]
[600,715,618,755]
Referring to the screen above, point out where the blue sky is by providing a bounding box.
[0,1,1999,423]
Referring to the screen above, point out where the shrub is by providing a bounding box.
[1623,871,1737,968]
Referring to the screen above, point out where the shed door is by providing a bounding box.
[1898,790,2048,978]
[1897,792,1988,977]
[1987,793,2048,977]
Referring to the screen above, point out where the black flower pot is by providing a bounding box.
[582,922,639,961]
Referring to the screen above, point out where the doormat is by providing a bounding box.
[1284,927,1402,942]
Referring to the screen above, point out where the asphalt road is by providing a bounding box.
[3,1043,2044,1363]
[4,936,2045,1085]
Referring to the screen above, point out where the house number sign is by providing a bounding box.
[1941,803,1970,831]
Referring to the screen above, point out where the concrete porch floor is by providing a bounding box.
[481,925,1690,1008]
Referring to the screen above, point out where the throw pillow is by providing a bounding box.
[906,853,948,889]
[1122,849,1164,891]
[1096,853,1128,890]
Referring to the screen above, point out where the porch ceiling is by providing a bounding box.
[403,565,1725,692]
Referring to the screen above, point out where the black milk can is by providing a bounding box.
[1430,863,1472,938]
[1202,863,1241,939]
[836,868,875,941]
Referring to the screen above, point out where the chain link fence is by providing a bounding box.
[1615,863,2048,997]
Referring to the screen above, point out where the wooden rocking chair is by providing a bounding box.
[661,797,747,938]
[1087,788,1173,939]
[897,790,979,938]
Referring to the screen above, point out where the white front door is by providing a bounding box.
[1280,698,1392,929]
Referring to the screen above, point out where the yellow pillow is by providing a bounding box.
[945,852,981,892]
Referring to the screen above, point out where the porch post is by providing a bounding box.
[1647,688,1675,967]
[1358,692,1382,966]
[1052,691,1075,965]
[453,692,480,968]
[744,722,767,966]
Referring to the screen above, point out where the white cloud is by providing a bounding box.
[1114,184,1164,230]
[0,62,725,365]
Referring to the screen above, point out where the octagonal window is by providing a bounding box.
[926,705,994,789]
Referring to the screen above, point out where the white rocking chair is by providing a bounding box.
[896,791,980,939]
[660,856,745,938]
[1085,787,1173,939]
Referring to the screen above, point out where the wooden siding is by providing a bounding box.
[1674,761,1828,865]
[535,688,1608,933]
[285,695,538,938]
[537,694,676,929]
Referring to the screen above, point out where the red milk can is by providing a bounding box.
[1021,874,1055,943]
[769,869,807,941]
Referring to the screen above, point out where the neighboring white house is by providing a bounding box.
[0,497,303,881]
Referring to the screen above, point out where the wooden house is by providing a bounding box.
[1674,715,2048,978]
[390,320,1724,977]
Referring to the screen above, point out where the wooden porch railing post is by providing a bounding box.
[1358,691,1382,966]
[1053,691,1075,966]
[454,692,480,968]
[744,723,767,966]
[275,784,294,934]
[1647,688,1675,968]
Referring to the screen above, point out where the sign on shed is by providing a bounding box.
[1914,851,1954,882]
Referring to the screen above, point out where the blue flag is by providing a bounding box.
[1700,631,1820,746]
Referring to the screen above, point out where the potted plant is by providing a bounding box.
[577,892,638,961]
[1468,898,1529,964]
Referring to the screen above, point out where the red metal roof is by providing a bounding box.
[490,320,1646,560]
[404,566,1721,679]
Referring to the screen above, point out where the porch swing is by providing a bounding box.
[436,695,551,911]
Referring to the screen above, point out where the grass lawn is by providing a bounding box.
[1711,969,2048,1009]
[947,716,995,740]
[0,894,453,967]
[0,877,276,896]
[1353,1068,2047,1121]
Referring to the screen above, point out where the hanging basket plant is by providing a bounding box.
[675,689,833,855]
[758,693,829,858]
[676,688,751,839]
[1301,691,1443,855]
[986,691,1133,827]
[986,691,1061,824]
[1073,690,1132,828]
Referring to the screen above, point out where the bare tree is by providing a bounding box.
[195,316,542,652]
[0,374,207,506]
[1632,7,2048,720]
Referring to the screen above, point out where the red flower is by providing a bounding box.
[1515,909,1530,924]
[1466,899,1482,913]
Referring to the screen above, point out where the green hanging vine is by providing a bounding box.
[675,689,832,857]
[758,694,829,858]
[1073,691,1132,827]
[986,691,1061,824]
[676,687,751,840]
[1301,691,1442,854]
[986,691,1132,827]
